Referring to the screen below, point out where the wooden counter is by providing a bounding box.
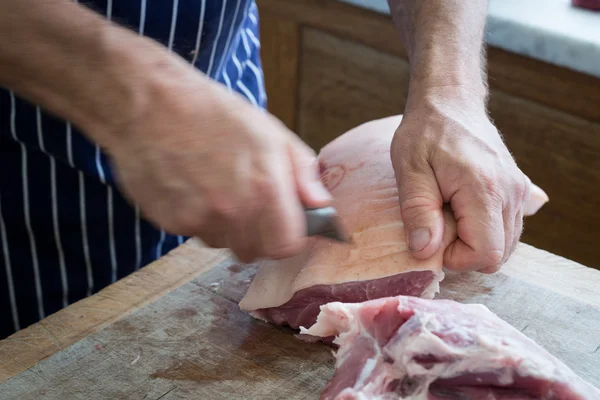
[256,0,600,270]
[1,239,599,399]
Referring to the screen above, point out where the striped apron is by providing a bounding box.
[0,0,266,339]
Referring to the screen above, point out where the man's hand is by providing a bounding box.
[391,88,530,273]
[108,73,332,262]
[0,0,332,263]
[387,0,529,272]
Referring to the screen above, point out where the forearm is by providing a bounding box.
[387,0,489,111]
[0,0,202,148]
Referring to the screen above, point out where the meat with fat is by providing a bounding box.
[300,295,600,400]
[238,116,549,330]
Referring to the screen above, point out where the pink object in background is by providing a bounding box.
[572,0,600,11]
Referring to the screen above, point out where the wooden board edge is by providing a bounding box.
[503,243,600,308]
[0,240,231,383]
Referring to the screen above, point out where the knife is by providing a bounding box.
[304,206,352,243]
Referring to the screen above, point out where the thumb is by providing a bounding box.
[397,170,445,259]
[288,140,333,208]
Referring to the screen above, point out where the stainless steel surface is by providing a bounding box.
[304,206,351,243]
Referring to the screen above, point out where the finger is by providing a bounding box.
[524,181,548,217]
[441,205,458,248]
[256,148,307,260]
[200,226,230,250]
[500,204,515,266]
[394,166,445,260]
[228,206,259,264]
[496,174,529,268]
[189,192,236,249]
[444,190,505,272]
[510,174,530,256]
[479,205,514,274]
[288,139,333,208]
[479,202,524,274]
[511,207,524,254]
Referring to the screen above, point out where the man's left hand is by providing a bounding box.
[390,87,531,273]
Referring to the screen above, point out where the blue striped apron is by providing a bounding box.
[0,0,266,339]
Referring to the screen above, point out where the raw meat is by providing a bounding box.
[239,116,549,330]
[572,0,600,11]
[300,295,600,400]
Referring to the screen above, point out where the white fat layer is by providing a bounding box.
[352,222,404,234]
[356,358,378,387]
[350,222,404,244]
[240,213,441,312]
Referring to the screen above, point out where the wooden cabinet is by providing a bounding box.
[297,29,409,149]
[257,0,600,269]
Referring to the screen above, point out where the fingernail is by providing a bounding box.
[409,229,430,252]
[310,181,333,202]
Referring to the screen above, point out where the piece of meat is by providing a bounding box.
[572,0,600,11]
[300,295,600,400]
[239,116,549,330]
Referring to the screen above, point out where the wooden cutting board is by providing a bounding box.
[1,240,600,399]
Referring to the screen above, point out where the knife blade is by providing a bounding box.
[304,206,352,243]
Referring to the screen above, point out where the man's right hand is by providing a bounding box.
[105,72,332,263]
[0,0,331,263]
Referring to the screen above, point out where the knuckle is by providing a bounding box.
[511,174,528,201]
[478,169,501,196]
[521,175,531,203]
[206,198,239,225]
[254,175,279,203]
[477,167,525,209]
[400,195,439,225]
[293,140,317,160]
[400,195,436,212]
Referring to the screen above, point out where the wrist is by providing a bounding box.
[404,78,488,117]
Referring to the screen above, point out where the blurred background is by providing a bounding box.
[255,0,600,270]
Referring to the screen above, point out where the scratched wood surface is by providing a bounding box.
[0,239,232,382]
[1,241,600,399]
